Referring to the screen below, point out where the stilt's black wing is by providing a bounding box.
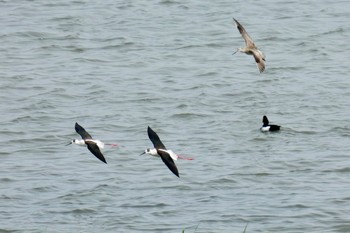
[75,122,93,140]
[157,149,179,177]
[85,141,107,164]
[147,126,166,150]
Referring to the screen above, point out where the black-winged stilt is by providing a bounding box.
[67,122,108,164]
[141,126,186,177]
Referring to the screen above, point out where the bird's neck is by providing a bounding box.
[74,139,86,146]
[147,148,159,156]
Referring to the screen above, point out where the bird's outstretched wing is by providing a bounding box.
[157,149,179,177]
[252,50,265,73]
[86,141,107,164]
[147,126,166,149]
[233,18,256,48]
[75,122,93,139]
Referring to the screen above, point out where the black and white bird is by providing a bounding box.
[140,126,180,177]
[67,122,107,164]
[261,116,281,132]
[232,18,266,73]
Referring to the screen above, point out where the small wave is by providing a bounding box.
[322,167,350,173]
[0,178,12,182]
[175,42,223,50]
[159,0,181,5]
[0,229,20,233]
[120,202,168,208]
[326,126,350,137]
[71,208,97,214]
[310,27,344,37]
[171,112,209,119]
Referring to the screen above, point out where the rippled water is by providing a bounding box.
[1,0,350,232]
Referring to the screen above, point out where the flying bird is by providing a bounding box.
[232,18,266,73]
[67,122,107,163]
[261,116,281,132]
[141,126,180,177]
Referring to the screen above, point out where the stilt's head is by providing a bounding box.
[140,148,158,156]
[66,139,85,146]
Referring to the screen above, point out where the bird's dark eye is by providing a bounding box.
[73,139,76,142]
[146,149,150,152]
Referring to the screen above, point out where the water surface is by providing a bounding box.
[1,0,350,232]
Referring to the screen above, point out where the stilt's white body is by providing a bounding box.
[72,139,104,149]
[144,148,178,160]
